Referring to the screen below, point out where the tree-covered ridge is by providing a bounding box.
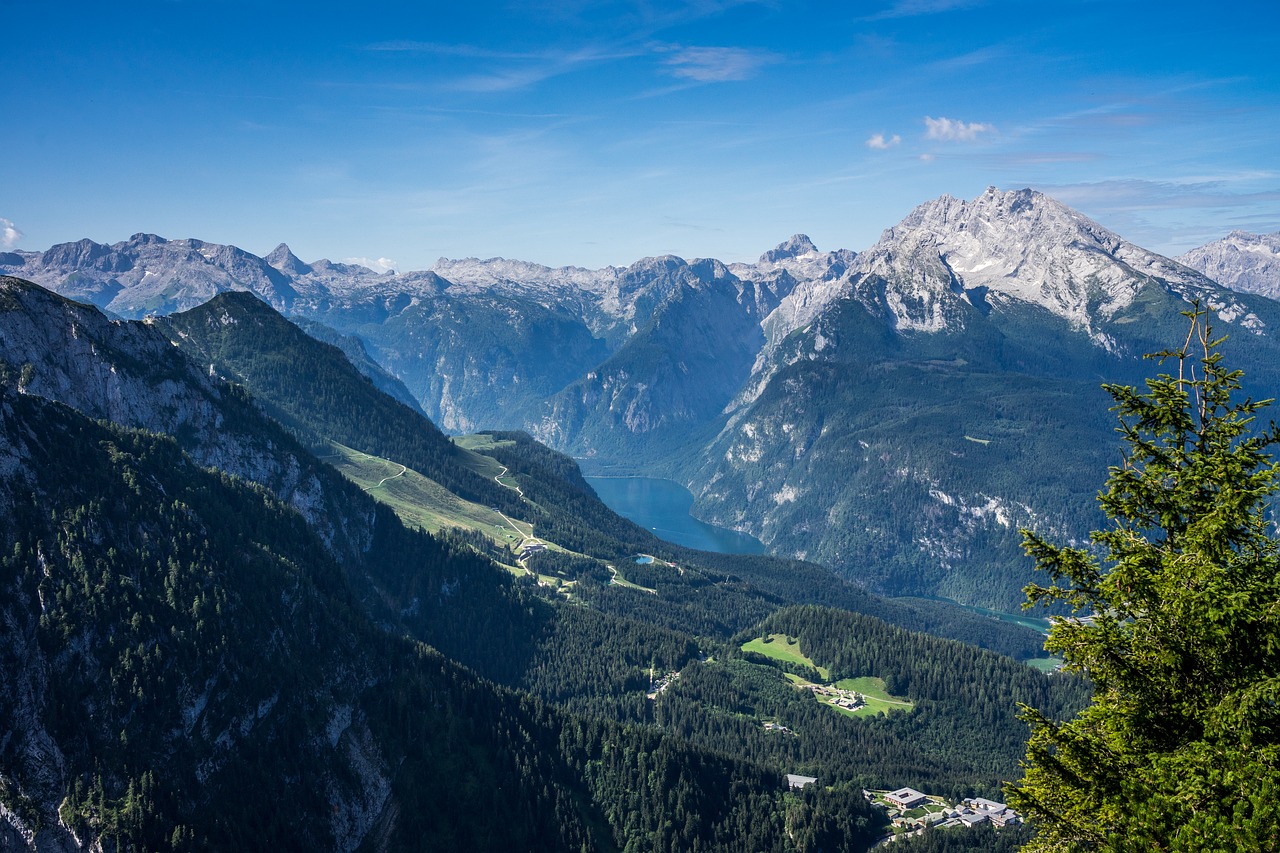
[463,430,1048,660]
[155,284,1050,659]
[160,291,524,515]
[0,276,1118,850]
[690,277,1280,613]
[0,388,579,849]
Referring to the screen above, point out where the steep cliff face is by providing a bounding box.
[12,190,1280,615]
[0,277,879,853]
[531,259,794,463]
[0,391,389,848]
[0,276,374,560]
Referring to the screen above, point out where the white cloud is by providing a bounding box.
[924,115,995,142]
[662,46,776,83]
[343,256,399,274]
[866,133,901,150]
[919,153,936,163]
[0,218,21,249]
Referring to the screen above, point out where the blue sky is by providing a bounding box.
[4,0,1279,270]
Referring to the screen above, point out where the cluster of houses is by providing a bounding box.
[801,682,865,712]
[870,787,1022,841]
[952,797,1023,828]
[646,669,680,700]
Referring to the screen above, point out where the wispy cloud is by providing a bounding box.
[660,46,778,82]
[866,133,901,150]
[343,256,399,273]
[367,40,640,93]
[1035,177,1280,211]
[1031,178,1280,253]
[0,218,21,249]
[365,41,549,60]
[924,115,995,142]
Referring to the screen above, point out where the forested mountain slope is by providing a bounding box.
[0,386,829,852]
[1,275,1080,851]
[688,189,1280,610]
[156,289,1048,660]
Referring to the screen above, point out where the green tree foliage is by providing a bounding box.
[1007,310,1280,850]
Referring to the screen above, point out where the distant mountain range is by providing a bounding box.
[6,188,1278,611]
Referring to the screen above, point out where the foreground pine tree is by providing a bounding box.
[1007,308,1280,851]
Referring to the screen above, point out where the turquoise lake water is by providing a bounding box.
[585,476,766,555]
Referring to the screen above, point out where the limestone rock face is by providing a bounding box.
[1178,230,1280,300]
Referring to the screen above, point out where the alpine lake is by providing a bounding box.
[585,476,766,555]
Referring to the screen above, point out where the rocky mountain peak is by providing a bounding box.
[856,187,1156,332]
[760,234,818,264]
[266,242,312,276]
[126,232,169,247]
[1177,230,1280,299]
[42,237,113,268]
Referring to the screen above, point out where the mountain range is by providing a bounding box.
[6,187,1278,611]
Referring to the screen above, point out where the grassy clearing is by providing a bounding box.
[834,676,914,716]
[781,672,912,718]
[321,442,525,543]
[743,634,830,681]
[452,433,517,453]
[1025,656,1063,673]
[451,435,525,493]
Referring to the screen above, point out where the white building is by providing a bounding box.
[885,787,929,809]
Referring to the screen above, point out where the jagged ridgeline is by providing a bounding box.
[8,190,1280,613]
[0,277,867,850]
[155,288,1047,661]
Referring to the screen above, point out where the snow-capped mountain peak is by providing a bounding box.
[852,186,1244,337]
[760,234,819,264]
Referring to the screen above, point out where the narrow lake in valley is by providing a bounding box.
[585,476,766,555]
